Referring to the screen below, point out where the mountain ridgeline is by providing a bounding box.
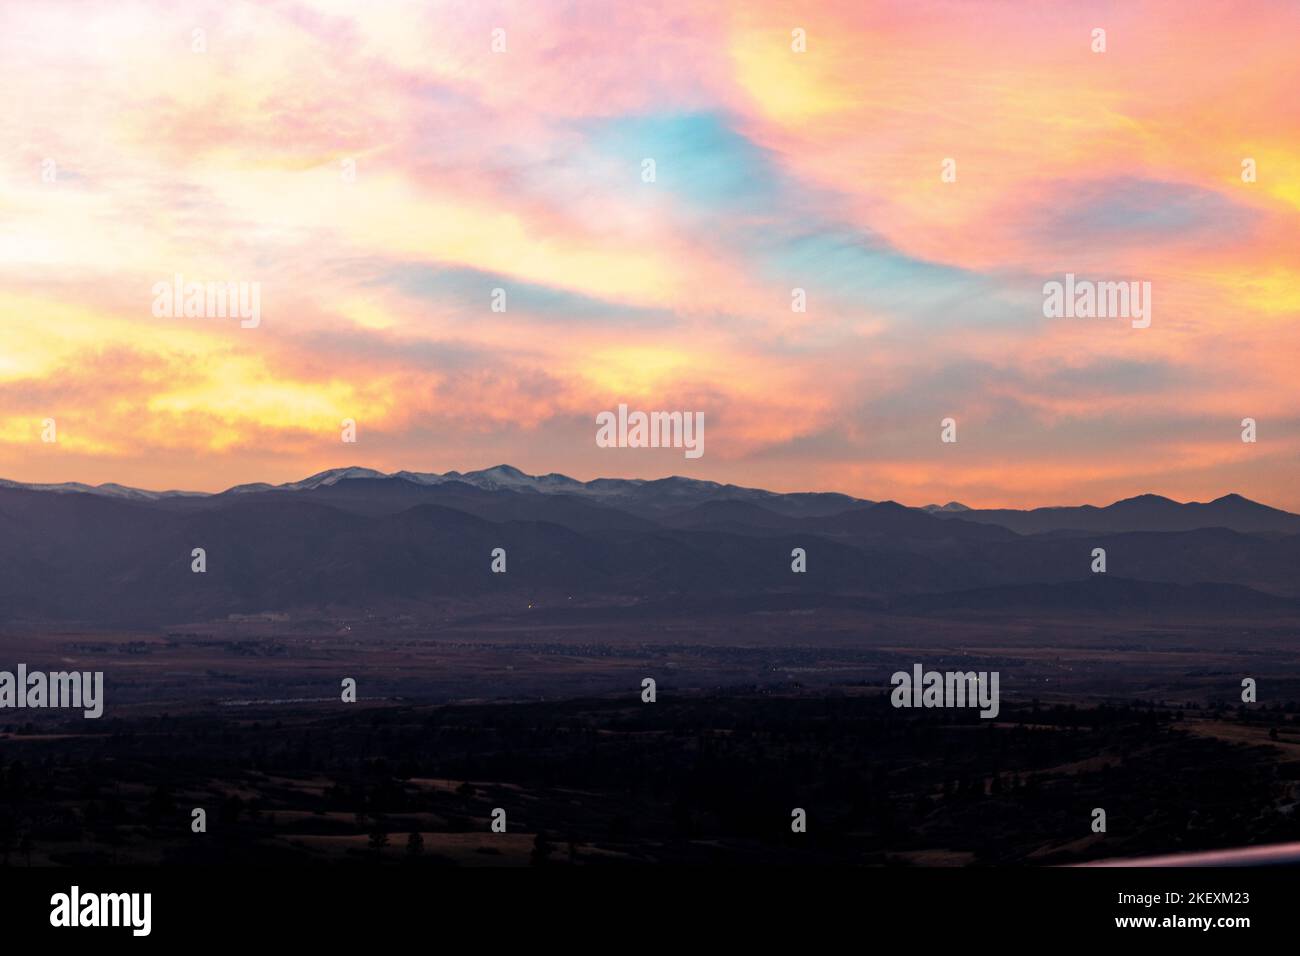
[1,466,1298,625]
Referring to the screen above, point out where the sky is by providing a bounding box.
[1,0,1297,508]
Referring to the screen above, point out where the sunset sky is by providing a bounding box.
[1,0,1297,508]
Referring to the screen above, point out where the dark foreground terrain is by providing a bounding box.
[3,607,1298,866]
[3,691,1298,867]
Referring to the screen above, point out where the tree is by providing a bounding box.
[146,786,175,824]
[368,826,389,852]
[220,794,244,825]
[406,831,424,857]
[0,811,15,866]
[530,832,554,866]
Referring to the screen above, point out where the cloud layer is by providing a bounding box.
[1,0,1297,507]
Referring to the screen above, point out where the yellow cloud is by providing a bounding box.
[728,26,858,123]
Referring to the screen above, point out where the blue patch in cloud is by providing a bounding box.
[371,262,674,327]
[576,111,785,210]
[1036,177,1257,243]
[761,229,1036,328]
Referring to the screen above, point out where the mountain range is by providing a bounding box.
[1,466,1297,625]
